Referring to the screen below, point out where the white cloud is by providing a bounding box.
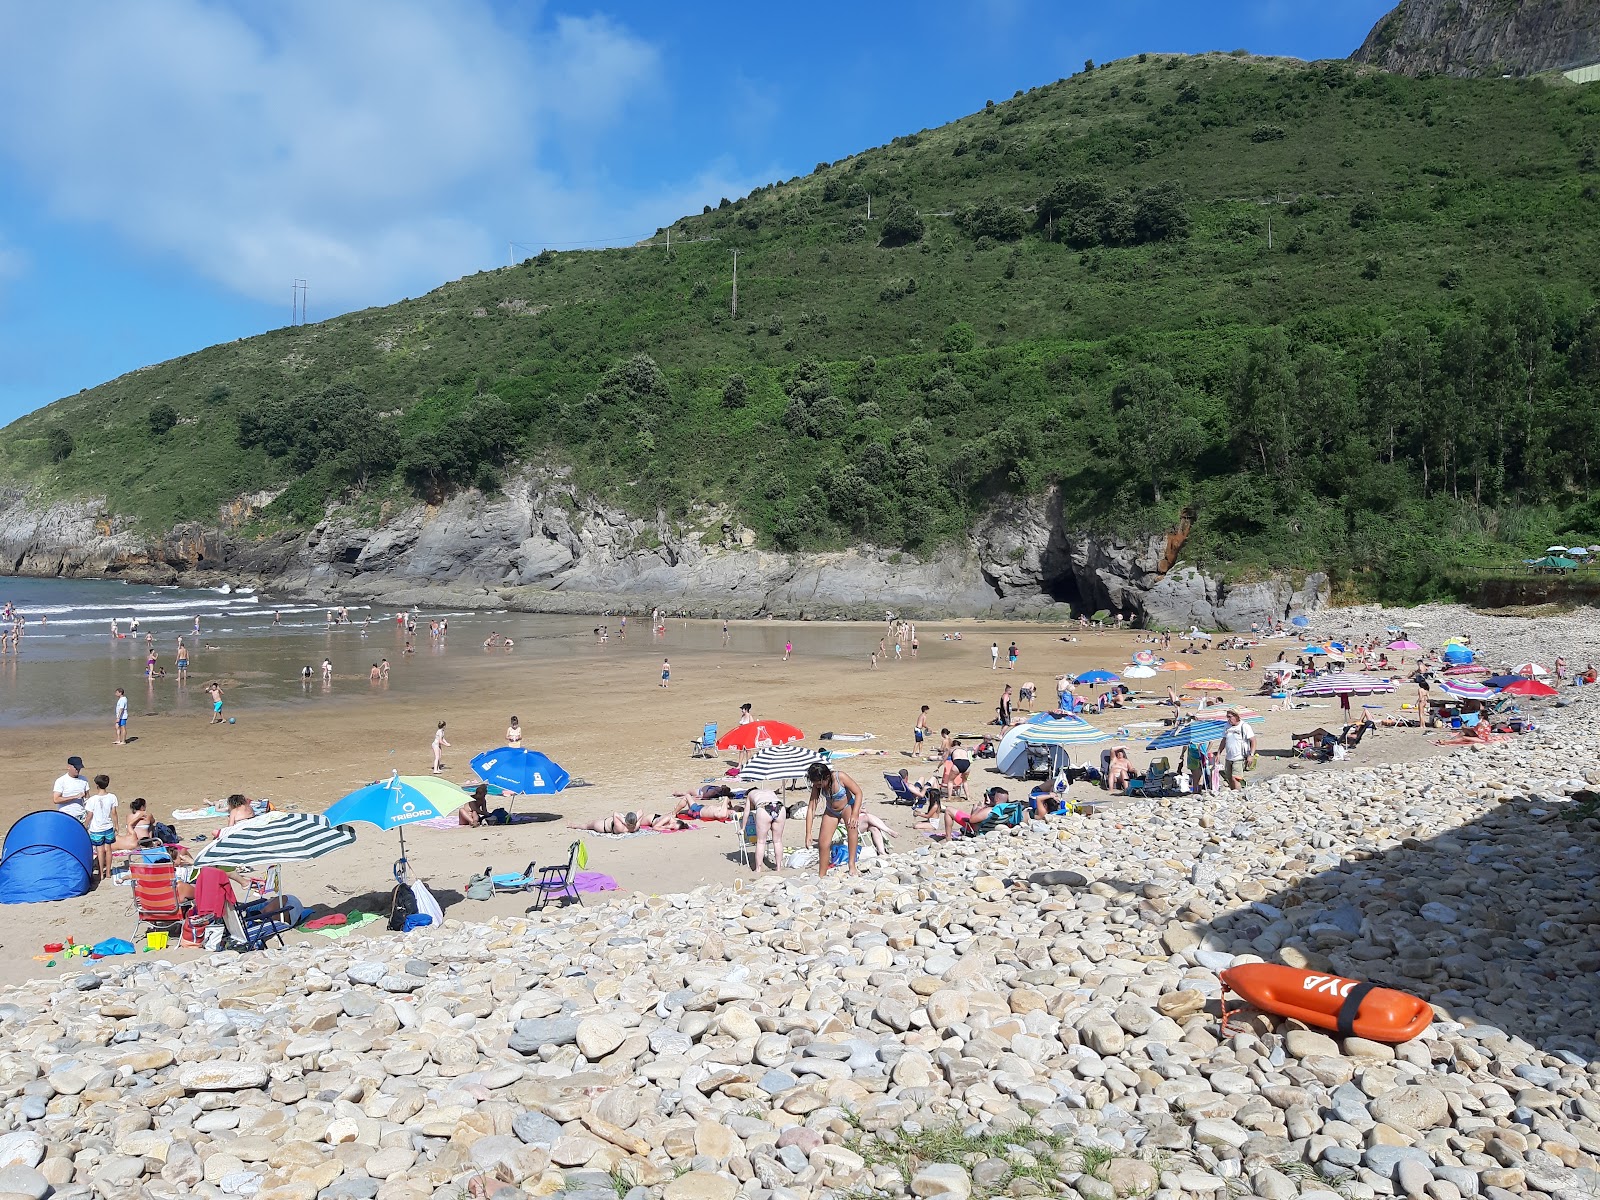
[0,1,697,307]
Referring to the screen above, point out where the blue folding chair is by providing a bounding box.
[690,723,717,758]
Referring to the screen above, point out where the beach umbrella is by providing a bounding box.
[193,812,355,868]
[1499,678,1557,697]
[1146,720,1231,750]
[1439,679,1494,699]
[1075,669,1120,685]
[470,747,571,796]
[1289,615,1310,627]
[1483,674,1529,688]
[1262,662,1298,675]
[716,720,804,752]
[1546,545,1569,554]
[1443,664,1487,675]
[1131,650,1156,665]
[324,772,470,861]
[1123,665,1157,679]
[1185,678,1235,692]
[1387,639,1421,651]
[738,743,821,783]
[1293,673,1397,697]
[1019,720,1110,747]
[1512,662,1547,677]
[1156,660,1193,672]
[1301,645,1329,655]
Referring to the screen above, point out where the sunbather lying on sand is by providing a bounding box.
[574,811,686,834]
[671,792,737,820]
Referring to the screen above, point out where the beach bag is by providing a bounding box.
[465,871,493,901]
[388,883,420,931]
[149,821,179,846]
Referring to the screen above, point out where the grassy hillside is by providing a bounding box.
[4,52,1600,599]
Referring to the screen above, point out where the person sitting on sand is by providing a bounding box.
[224,794,255,827]
[460,783,489,826]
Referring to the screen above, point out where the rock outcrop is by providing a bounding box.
[0,476,1328,629]
[1351,0,1600,78]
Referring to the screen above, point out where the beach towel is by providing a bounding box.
[171,806,227,822]
[570,824,694,839]
[573,871,618,894]
[819,732,877,741]
[306,912,383,940]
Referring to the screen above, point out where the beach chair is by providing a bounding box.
[690,723,717,758]
[222,894,291,951]
[527,841,585,911]
[131,861,190,938]
[242,864,281,903]
[492,862,538,893]
[884,773,920,805]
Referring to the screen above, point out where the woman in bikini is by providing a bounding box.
[576,811,685,834]
[743,788,787,875]
[804,761,864,878]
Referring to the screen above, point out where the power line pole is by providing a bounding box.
[291,279,307,324]
[731,250,738,317]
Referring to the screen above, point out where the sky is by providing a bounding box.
[0,0,1394,424]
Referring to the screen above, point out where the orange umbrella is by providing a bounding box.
[1185,678,1235,691]
[1156,661,1193,672]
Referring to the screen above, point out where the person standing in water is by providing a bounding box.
[660,658,671,689]
[175,636,189,682]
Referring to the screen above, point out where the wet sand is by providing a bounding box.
[0,619,1438,986]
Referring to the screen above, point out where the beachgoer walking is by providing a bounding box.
[998,685,1013,726]
[990,642,999,669]
[380,659,389,680]
[914,704,929,751]
[85,775,118,878]
[660,658,670,688]
[53,756,89,821]
[1221,708,1255,791]
[1007,641,1018,670]
[431,722,450,773]
[783,639,792,661]
[207,682,225,723]
[321,658,333,683]
[805,761,864,878]
[113,688,128,745]
[870,652,878,670]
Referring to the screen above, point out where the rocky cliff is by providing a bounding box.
[0,476,1328,630]
[1351,0,1600,77]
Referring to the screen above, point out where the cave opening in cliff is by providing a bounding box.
[1038,568,1086,612]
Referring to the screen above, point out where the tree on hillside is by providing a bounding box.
[147,404,178,436]
[878,201,925,248]
[1109,363,1205,504]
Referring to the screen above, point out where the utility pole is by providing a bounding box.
[665,227,670,256]
[1267,215,1273,251]
[731,250,738,317]
[291,279,307,324]
[866,194,872,220]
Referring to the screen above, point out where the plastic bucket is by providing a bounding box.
[146,931,169,950]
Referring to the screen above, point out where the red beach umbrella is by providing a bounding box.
[716,720,804,751]
[1498,679,1557,697]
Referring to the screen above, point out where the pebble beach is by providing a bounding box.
[0,603,1595,1200]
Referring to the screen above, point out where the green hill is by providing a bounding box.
[5,52,1600,601]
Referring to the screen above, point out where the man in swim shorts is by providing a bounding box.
[114,688,128,745]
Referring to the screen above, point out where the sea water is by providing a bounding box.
[0,577,903,726]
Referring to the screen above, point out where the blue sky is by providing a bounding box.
[0,0,1393,425]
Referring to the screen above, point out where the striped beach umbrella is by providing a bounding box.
[193,812,355,868]
[1293,673,1397,697]
[1439,679,1494,699]
[1018,718,1111,747]
[1513,662,1548,677]
[738,743,822,783]
[1146,720,1231,750]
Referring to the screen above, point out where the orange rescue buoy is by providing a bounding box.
[1220,962,1433,1043]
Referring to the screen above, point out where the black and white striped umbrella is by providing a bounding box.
[738,744,822,783]
[193,812,356,867]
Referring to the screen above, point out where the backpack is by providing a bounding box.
[149,821,179,846]
[387,883,420,931]
[465,871,493,901]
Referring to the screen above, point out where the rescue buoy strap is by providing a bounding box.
[1336,980,1377,1037]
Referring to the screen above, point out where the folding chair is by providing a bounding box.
[492,861,538,893]
[690,724,717,758]
[883,773,920,805]
[526,841,586,911]
[242,864,281,903]
[223,895,291,951]
[130,860,189,938]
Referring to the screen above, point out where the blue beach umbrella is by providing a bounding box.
[470,746,571,796]
[1075,669,1120,685]
[325,772,469,862]
[1019,718,1111,747]
[1146,720,1232,750]
[1290,615,1310,628]
[1482,674,1530,689]
[1302,645,1329,655]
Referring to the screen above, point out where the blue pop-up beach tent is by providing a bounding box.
[0,810,93,904]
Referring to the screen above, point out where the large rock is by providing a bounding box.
[176,1062,269,1092]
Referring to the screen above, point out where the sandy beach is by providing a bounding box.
[0,614,1447,986]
